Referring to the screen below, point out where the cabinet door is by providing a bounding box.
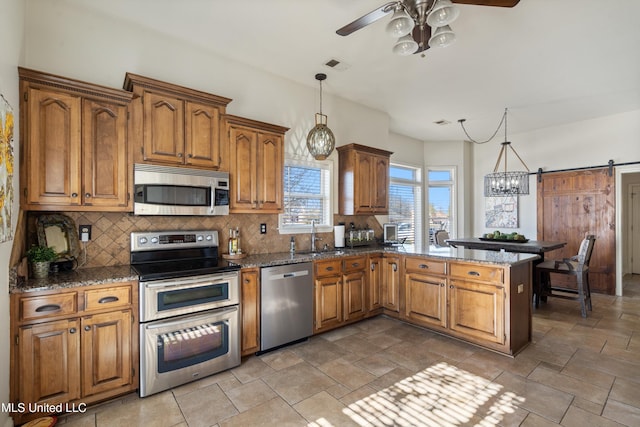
[18,318,81,405]
[25,87,82,207]
[448,279,505,345]
[368,255,383,312]
[382,256,401,312]
[185,101,222,169]
[82,99,129,209]
[314,275,343,332]
[81,310,132,397]
[372,155,389,212]
[256,132,283,212]
[229,125,257,211]
[355,152,373,213]
[404,272,447,328]
[343,270,367,321]
[142,91,184,164]
[241,268,260,356]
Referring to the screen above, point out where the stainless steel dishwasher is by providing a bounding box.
[260,262,313,352]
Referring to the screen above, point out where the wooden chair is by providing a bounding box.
[535,234,596,317]
[434,230,450,247]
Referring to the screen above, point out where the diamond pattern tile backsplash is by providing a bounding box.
[27,212,383,269]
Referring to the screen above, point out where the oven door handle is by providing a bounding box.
[143,273,238,289]
[143,306,238,330]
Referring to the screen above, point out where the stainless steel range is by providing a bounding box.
[131,230,241,397]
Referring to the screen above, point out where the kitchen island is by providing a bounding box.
[233,246,539,356]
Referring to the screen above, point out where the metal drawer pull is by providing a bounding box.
[35,304,61,313]
[69,328,77,334]
[84,325,91,331]
[392,263,398,272]
[352,263,359,267]
[98,296,120,304]
[419,264,429,269]
[371,263,375,271]
[468,271,480,276]
[326,266,334,271]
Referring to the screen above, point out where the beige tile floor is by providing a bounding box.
[57,275,640,427]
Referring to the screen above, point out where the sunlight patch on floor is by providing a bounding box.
[320,361,524,426]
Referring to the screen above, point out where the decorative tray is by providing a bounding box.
[479,237,529,243]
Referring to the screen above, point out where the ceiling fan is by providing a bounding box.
[336,0,520,56]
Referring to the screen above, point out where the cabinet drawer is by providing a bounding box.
[343,256,367,273]
[84,286,131,311]
[449,263,503,283]
[405,257,446,275]
[20,292,77,321]
[315,259,343,277]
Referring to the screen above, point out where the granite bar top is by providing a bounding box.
[10,265,138,294]
[10,246,539,294]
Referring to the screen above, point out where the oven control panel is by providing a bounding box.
[131,230,219,251]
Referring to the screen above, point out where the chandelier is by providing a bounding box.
[306,73,335,160]
[459,108,530,196]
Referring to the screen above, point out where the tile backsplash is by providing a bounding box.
[27,212,383,269]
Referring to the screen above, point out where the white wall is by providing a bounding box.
[1,1,24,425]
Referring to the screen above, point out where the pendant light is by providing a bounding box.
[306,73,335,160]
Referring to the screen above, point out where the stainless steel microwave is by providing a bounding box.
[133,164,229,216]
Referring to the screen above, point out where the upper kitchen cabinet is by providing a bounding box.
[337,144,392,215]
[223,115,288,214]
[19,68,132,211]
[123,73,232,170]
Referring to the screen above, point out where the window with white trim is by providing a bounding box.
[389,163,423,250]
[279,159,333,233]
[427,167,456,244]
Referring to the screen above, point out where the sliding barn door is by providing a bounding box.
[537,168,615,294]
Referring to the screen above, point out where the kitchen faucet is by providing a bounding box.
[310,219,321,252]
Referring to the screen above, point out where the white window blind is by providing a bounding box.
[389,164,423,249]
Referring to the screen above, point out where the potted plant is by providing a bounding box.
[26,245,58,279]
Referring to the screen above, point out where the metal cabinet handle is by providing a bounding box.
[244,279,250,284]
[326,266,334,271]
[441,283,445,287]
[188,154,193,158]
[69,328,77,334]
[467,271,480,276]
[449,285,454,289]
[84,325,91,332]
[352,262,359,267]
[98,296,119,304]
[370,263,375,271]
[419,264,429,269]
[392,263,397,272]
[35,304,61,313]
[177,153,183,158]
[71,193,78,198]
[85,193,91,198]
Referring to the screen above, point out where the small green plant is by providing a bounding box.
[26,245,58,262]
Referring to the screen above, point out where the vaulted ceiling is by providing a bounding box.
[70,0,640,141]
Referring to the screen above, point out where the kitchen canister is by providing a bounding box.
[334,224,345,248]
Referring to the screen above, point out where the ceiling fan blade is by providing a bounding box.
[336,2,398,36]
[451,0,520,7]
[412,24,432,54]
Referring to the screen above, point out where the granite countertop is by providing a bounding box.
[11,246,539,294]
[10,265,138,294]
[231,245,540,268]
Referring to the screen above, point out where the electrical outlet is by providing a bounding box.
[260,223,267,234]
[79,225,92,242]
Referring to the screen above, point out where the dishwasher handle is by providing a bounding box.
[272,270,309,280]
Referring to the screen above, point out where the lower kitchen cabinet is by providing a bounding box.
[382,255,401,314]
[403,257,447,328]
[367,254,383,313]
[10,281,138,425]
[240,267,260,356]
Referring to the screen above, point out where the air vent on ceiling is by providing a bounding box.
[434,119,451,126]
[324,59,350,71]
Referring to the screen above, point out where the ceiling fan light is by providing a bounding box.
[426,0,460,27]
[392,34,418,56]
[385,8,415,38]
[428,25,456,48]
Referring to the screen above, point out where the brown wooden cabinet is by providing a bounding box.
[124,73,232,170]
[382,255,401,314]
[224,115,288,213]
[367,254,383,313]
[337,144,392,215]
[10,281,138,425]
[403,257,447,328]
[342,256,368,322]
[240,267,260,356]
[19,67,132,211]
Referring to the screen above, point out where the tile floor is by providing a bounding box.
[57,275,640,427]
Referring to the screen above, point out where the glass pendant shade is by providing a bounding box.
[393,34,419,55]
[428,25,456,48]
[484,171,530,196]
[386,8,415,38]
[306,114,335,161]
[426,0,460,27]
